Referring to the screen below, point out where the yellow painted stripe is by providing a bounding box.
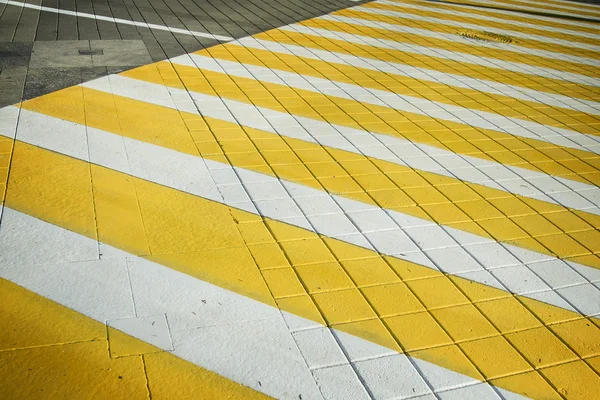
[253,28,600,106]
[122,60,600,186]
[0,277,269,399]
[20,84,600,270]
[211,43,600,138]
[6,114,600,399]
[388,0,600,34]
[299,18,600,78]
[348,4,600,53]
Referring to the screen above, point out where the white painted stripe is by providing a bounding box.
[91,73,600,216]
[458,0,600,22]
[233,37,600,115]
[356,3,600,52]
[0,0,233,42]
[279,24,600,87]
[370,0,600,41]
[321,14,600,66]
[415,0,600,30]
[175,53,600,157]
[3,103,599,318]
[1,207,533,399]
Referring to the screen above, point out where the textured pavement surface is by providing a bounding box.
[1,0,600,399]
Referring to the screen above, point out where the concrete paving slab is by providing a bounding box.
[1,0,600,398]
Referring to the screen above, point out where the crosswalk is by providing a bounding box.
[0,0,599,398]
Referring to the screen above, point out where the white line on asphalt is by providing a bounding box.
[0,0,234,42]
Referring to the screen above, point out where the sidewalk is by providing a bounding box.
[1,0,600,398]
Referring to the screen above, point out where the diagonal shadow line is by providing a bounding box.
[424,0,600,24]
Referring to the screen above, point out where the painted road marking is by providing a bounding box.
[2,208,547,399]
[453,0,600,22]
[321,13,600,64]
[0,0,234,42]
[298,18,600,81]
[82,71,600,221]
[504,0,600,16]
[0,273,273,399]
[349,4,600,52]
[5,100,600,315]
[420,0,600,29]
[127,58,600,184]
[254,28,600,104]
[234,36,600,114]
[191,44,600,139]
[364,1,600,41]
[85,70,600,197]
[280,23,600,87]
[2,125,599,398]
[2,0,600,397]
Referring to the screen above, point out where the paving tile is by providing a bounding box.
[354,354,433,399]
[292,326,347,369]
[107,314,174,357]
[312,364,371,400]
[1,0,600,397]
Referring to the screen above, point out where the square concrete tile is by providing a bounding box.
[29,40,94,68]
[29,40,153,68]
[90,40,153,67]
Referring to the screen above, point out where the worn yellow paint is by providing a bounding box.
[359,2,600,49]
[0,278,268,399]
[4,138,599,398]
[299,18,600,78]
[210,43,600,137]
[255,28,600,104]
